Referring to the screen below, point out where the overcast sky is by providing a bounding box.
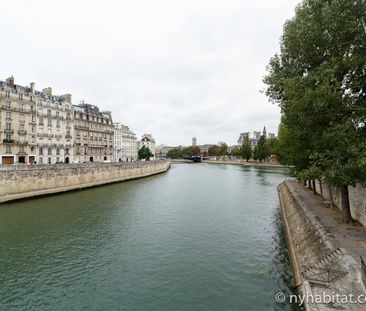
[1,0,300,146]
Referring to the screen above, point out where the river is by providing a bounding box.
[0,163,296,310]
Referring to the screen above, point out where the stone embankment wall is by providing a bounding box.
[312,181,366,227]
[0,160,171,203]
[278,181,365,311]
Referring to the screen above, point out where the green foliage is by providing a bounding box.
[231,147,241,157]
[267,138,278,156]
[255,136,270,162]
[264,0,366,189]
[182,146,201,157]
[138,146,154,161]
[208,143,228,156]
[166,148,183,159]
[240,137,252,161]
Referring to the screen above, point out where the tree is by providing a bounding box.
[182,146,201,157]
[166,148,183,159]
[138,146,154,161]
[208,145,219,156]
[267,137,278,157]
[231,147,241,157]
[264,0,366,222]
[256,135,270,162]
[240,137,252,161]
[218,142,228,156]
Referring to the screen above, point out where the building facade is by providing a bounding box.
[35,87,74,164]
[0,76,73,165]
[114,123,138,162]
[73,102,114,163]
[139,133,156,159]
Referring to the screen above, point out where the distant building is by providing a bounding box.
[237,126,272,149]
[73,101,114,163]
[192,137,197,147]
[198,144,215,155]
[140,133,156,159]
[237,132,250,146]
[268,133,276,139]
[121,125,138,162]
[156,144,181,157]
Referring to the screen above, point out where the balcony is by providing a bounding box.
[3,139,15,144]
[18,130,27,135]
[4,129,14,134]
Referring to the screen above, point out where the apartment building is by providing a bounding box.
[73,102,114,163]
[114,123,138,162]
[0,76,73,164]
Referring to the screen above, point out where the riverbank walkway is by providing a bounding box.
[282,180,366,310]
[289,180,366,264]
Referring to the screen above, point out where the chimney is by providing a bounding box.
[62,93,72,103]
[42,87,52,97]
[6,76,14,88]
[30,82,35,94]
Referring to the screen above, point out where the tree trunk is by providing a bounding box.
[341,185,352,224]
[308,180,312,189]
[312,180,316,194]
[329,187,334,208]
[319,182,323,200]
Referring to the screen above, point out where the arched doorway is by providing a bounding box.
[90,157,93,162]
[65,157,69,164]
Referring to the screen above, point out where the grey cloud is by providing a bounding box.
[0,0,301,146]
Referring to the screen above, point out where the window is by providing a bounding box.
[48,119,52,127]
[5,91,10,99]
[56,148,60,155]
[30,105,34,112]
[56,111,59,118]
[48,148,52,156]
[39,157,43,164]
[39,117,44,125]
[56,119,60,127]
[6,123,11,131]
[19,103,24,111]
[6,101,11,109]
[6,112,11,120]
[19,146,24,153]
[5,146,11,154]
[39,148,43,155]
[47,110,51,117]
[19,94,23,101]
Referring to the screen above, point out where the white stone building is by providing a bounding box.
[114,123,138,162]
[140,133,156,159]
[0,76,74,165]
[35,87,74,164]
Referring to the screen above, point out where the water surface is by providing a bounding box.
[0,163,296,310]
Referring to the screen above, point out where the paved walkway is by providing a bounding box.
[288,179,366,264]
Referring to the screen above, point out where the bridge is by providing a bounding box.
[182,155,209,162]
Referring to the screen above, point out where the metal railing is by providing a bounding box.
[302,265,348,284]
